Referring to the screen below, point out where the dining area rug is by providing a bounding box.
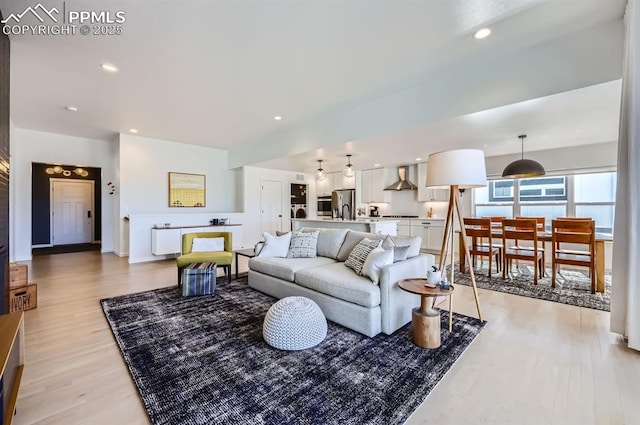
[100,277,486,425]
[451,262,610,311]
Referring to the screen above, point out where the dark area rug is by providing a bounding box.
[450,262,610,311]
[101,277,486,425]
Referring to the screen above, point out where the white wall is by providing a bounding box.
[10,129,116,261]
[118,134,241,215]
[485,142,617,177]
[117,133,242,260]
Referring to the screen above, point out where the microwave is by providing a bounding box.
[317,196,332,216]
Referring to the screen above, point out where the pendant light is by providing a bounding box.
[315,159,326,181]
[502,134,545,178]
[343,154,354,178]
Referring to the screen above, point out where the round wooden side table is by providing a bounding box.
[398,278,454,349]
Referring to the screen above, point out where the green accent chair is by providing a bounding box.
[177,232,233,284]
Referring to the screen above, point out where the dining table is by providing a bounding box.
[458,229,613,293]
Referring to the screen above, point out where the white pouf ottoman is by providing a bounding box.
[263,297,327,350]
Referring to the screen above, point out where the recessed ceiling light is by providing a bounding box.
[474,28,492,39]
[100,62,119,73]
[274,116,282,121]
[483,144,488,147]
[415,157,422,161]
[129,128,139,134]
[65,106,78,112]
[374,163,381,167]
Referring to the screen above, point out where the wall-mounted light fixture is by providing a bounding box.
[45,166,89,177]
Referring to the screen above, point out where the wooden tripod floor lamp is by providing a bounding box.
[426,149,487,322]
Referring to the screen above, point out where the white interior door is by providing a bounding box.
[261,180,282,235]
[51,179,94,245]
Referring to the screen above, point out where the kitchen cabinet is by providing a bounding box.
[417,162,450,202]
[361,168,391,203]
[317,172,355,195]
[411,219,445,252]
[316,174,334,196]
[397,223,411,237]
[333,171,355,190]
[151,228,181,255]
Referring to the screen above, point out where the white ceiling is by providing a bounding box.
[1,0,627,165]
[252,79,622,173]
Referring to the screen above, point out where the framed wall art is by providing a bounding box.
[168,172,206,207]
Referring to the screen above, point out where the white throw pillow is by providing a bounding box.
[362,247,394,284]
[258,232,292,258]
[191,237,225,252]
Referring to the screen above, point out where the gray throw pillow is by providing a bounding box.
[383,235,421,258]
[286,231,319,258]
[392,245,410,262]
[337,230,386,262]
[345,238,383,275]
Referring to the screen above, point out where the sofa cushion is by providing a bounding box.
[336,230,386,262]
[383,235,422,258]
[295,262,381,308]
[249,256,337,282]
[287,231,319,258]
[300,227,349,259]
[177,251,233,267]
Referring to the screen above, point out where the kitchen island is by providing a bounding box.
[292,218,398,235]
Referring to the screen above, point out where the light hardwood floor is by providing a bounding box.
[12,251,640,425]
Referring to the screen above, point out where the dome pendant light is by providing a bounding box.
[343,154,354,178]
[315,159,326,181]
[502,134,545,178]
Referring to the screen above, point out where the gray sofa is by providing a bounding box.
[248,228,435,337]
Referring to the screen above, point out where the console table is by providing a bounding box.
[0,312,24,425]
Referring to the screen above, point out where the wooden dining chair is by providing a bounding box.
[502,219,545,285]
[553,217,593,256]
[480,216,506,257]
[514,216,546,276]
[463,218,501,277]
[484,216,506,227]
[551,219,596,293]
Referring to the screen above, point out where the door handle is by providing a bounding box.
[87,211,91,218]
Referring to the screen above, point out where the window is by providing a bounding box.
[489,180,514,201]
[518,177,567,201]
[473,172,616,234]
[474,179,514,218]
[574,172,616,233]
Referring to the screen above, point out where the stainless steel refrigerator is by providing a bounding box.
[331,189,356,220]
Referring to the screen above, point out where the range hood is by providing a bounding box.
[384,166,418,191]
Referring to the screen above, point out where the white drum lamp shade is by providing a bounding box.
[426,149,487,188]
